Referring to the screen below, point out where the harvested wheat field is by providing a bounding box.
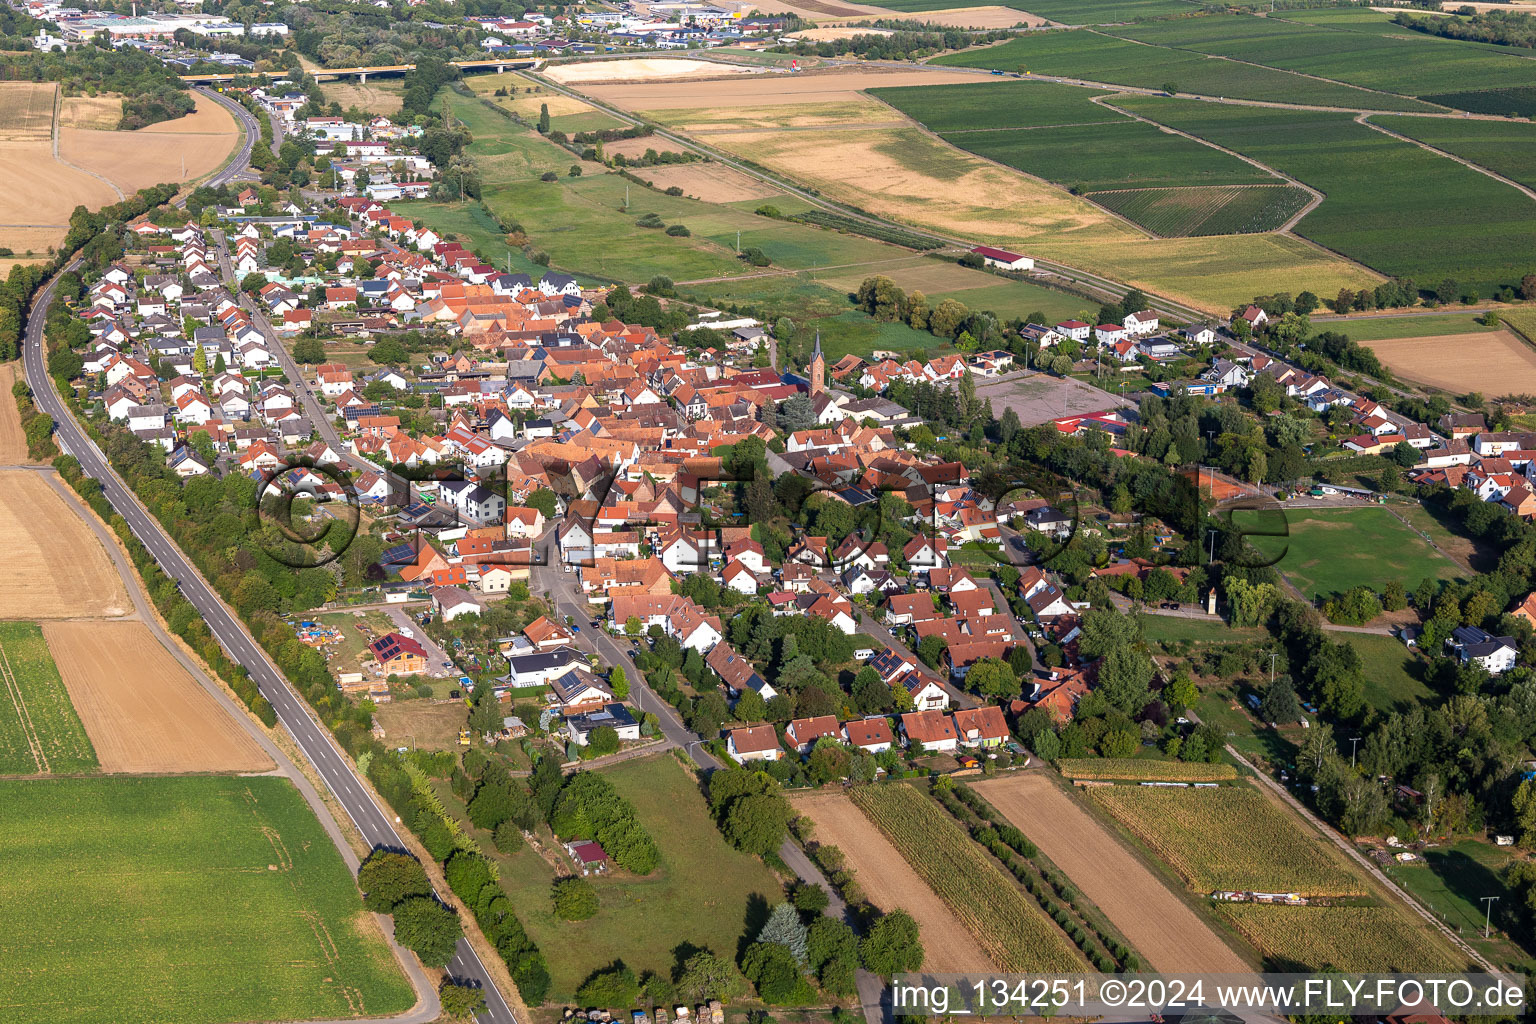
[871,5,1045,26]
[0,362,28,463]
[0,471,129,619]
[545,58,764,85]
[0,82,57,141]
[58,94,123,131]
[43,620,272,774]
[590,67,990,111]
[973,774,1249,972]
[58,93,238,195]
[632,162,783,203]
[793,790,994,972]
[324,79,402,115]
[0,143,118,253]
[604,135,690,160]
[1364,330,1536,393]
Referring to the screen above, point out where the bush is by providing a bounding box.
[540,171,558,182]
[664,185,684,196]
[576,961,641,1007]
[635,212,665,229]
[740,246,771,267]
[665,223,690,237]
[357,850,431,913]
[553,876,600,920]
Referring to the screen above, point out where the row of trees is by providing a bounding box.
[0,45,194,129]
[854,275,999,350]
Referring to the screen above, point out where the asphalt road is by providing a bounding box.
[26,242,518,1024]
[196,86,259,189]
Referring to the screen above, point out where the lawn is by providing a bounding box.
[1112,10,1536,103]
[1320,312,1502,343]
[1231,505,1462,600]
[1386,839,1535,970]
[0,775,413,1024]
[1115,97,1536,296]
[0,620,96,775]
[1346,632,1434,714]
[487,754,782,1002]
[1137,613,1264,645]
[932,30,1438,110]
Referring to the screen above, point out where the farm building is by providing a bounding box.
[970,245,1034,271]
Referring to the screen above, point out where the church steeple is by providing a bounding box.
[810,331,825,396]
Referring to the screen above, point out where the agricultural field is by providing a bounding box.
[577,66,991,112]
[58,95,123,131]
[1110,10,1536,104]
[1360,330,1536,394]
[1215,903,1468,971]
[1320,311,1503,343]
[543,57,765,84]
[1230,505,1464,600]
[627,161,784,203]
[466,73,626,134]
[1055,758,1236,782]
[0,81,57,141]
[0,775,413,1024]
[856,0,1198,19]
[1375,115,1536,192]
[1088,784,1365,896]
[792,789,997,971]
[57,91,240,197]
[867,80,1122,131]
[1116,96,1536,296]
[0,471,130,619]
[484,755,782,1001]
[0,621,96,776]
[931,31,1437,110]
[0,362,27,462]
[1419,86,1536,117]
[849,782,1088,972]
[1088,185,1311,237]
[974,773,1249,971]
[41,621,271,774]
[323,77,403,115]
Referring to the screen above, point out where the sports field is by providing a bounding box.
[0,472,130,619]
[1115,97,1536,296]
[1231,505,1463,600]
[0,621,96,775]
[43,620,272,774]
[975,773,1248,971]
[0,775,413,1024]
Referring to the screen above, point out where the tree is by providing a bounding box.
[741,942,815,1005]
[538,103,551,133]
[357,851,431,913]
[916,633,948,669]
[293,337,326,364]
[587,725,620,756]
[757,902,810,966]
[609,665,629,699]
[392,897,463,968]
[240,271,267,293]
[677,951,746,1003]
[370,337,407,365]
[193,344,208,374]
[724,791,791,856]
[806,916,859,996]
[553,876,599,920]
[735,686,767,723]
[1100,727,1139,758]
[859,910,924,976]
[1097,645,1154,715]
[792,881,830,915]
[1260,676,1302,724]
[1514,778,1536,847]
[576,962,641,1007]
[439,980,487,1022]
[1163,674,1198,711]
[966,657,1019,698]
[526,487,559,519]
[852,665,892,714]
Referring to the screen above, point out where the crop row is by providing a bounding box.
[0,622,97,775]
[1089,185,1310,237]
[1215,903,1466,972]
[1055,757,1237,781]
[849,783,1086,972]
[1089,784,1365,896]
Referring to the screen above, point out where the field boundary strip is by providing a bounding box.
[0,639,46,773]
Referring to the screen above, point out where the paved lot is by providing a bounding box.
[976,371,1134,427]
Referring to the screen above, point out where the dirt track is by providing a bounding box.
[793,790,995,972]
[43,620,273,773]
[0,363,28,463]
[0,471,129,619]
[974,774,1249,972]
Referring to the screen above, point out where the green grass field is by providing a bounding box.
[1112,10,1536,102]
[0,621,96,775]
[1137,613,1265,645]
[1088,184,1311,236]
[1387,839,1534,970]
[1319,312,1503,343]
[0,775,412,1024]
[1375,116,1536,192]
[1346,632,1434,714]
[486,755,781,1002]
[1113,97,1536,295]
[932,31,1438,110]
[1231,505,1463,600]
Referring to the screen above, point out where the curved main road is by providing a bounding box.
[25,232,517,1024]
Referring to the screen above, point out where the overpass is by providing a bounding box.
[179,56,543,84]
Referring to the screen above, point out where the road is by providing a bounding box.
[197,86,260,188]
[26,255,518,1024]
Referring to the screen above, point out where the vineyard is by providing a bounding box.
[0,621,97,775]
[1088,185,1311,237]
[1089,784,1364,896]
[849,783,1087,972]
[1216,903,1467,972]
[1056,758,1237,782]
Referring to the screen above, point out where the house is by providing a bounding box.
[900,710,958,753]
[437,480,506,526]
[902,672,950,712]
[523,614,577,651]
[785,715,842,754]
[566,703,640,747]
[1055,320,1091,343]
[1446,626,1518,675]
[432,587,485,622]
[548,668,613,712]
[1122,310,1159,337]
[1236,304,1270,329]
[369,633,427,674]
[1510,592,1536,630]
[885,592,937,627]
[506,648,585,687]
[708,642,777,701]
[969,245,1033,271]
[842,717,894,754]
[951,705,1009,748]
[726,724,782,763]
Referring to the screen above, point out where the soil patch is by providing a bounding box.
[371,700,469,751]
[0,471,130,619]
[544,58,764,85]
[793,790,995,972]
[976,372,1133,426]
[43,620,273,774]
[974,773,1249,972]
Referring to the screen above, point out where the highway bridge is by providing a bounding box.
[179,57,542,84]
